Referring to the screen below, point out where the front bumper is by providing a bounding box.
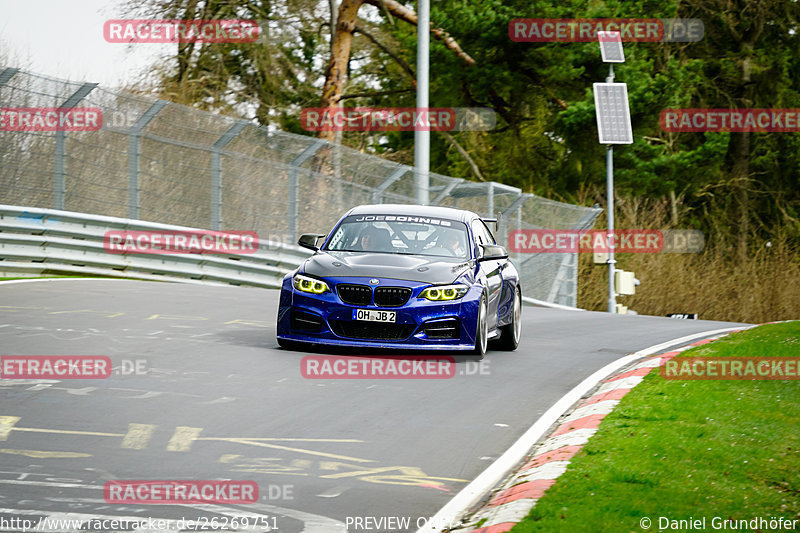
[276,275,481,351]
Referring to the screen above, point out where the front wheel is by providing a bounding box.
[473,294,488,357]
[496,287,521,351]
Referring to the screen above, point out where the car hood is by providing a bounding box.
[303,251,471,285]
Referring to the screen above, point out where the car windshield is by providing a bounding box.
[324,215,470,259]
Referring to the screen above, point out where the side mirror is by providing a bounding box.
[477,243,508,262]
[298,233,326,251]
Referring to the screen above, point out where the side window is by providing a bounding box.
[471,220,496,246]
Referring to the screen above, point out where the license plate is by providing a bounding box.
[353,309,396,323]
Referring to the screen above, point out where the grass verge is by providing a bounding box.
[511,321,800,533]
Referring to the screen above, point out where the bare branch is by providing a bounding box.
[440,131,486,182]
[362,0,475,66]
[340,88,414,100]
[354,24,416,85]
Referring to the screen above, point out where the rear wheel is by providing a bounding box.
[473,294,488,357]
[496,287,521,351]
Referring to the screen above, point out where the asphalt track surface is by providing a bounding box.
[0,279,750,532]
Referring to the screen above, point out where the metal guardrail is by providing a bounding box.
[0,205,311,288]
[0,205,584,310]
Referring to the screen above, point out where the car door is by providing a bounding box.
[471,219,503,331]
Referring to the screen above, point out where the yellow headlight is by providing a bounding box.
[420,284,468,301]
[293,274,330,294]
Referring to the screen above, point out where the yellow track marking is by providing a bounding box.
[223,319,272,327]
[10,427,121,437]
[121,423,157,449]
[166,426,203,451]
[145,314,208,321]
[0,449,92,458]
[0,416,20,441]
[221,438,376,463]
[199,437,363,443]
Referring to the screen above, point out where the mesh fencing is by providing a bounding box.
[0,68,602,306]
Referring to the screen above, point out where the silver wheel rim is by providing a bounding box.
[478,299,487,353]
[512,291,521,343]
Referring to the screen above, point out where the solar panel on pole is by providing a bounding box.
[593,82,633,144]
[598,31,625,63]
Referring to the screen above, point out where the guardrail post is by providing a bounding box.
[288,139,325,241]
[372,166,409,204]
[487,182,495,218]
[128,100,167,220]
[54,82,97,210]
[499,192,532,259]
[544,207,603,306]
[0,68,19,88]
[430,177,463,205]
[211,121,248,230]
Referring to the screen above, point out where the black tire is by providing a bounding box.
[473,293,488,358]
[496,287,521,351]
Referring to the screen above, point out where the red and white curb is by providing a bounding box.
[420,328,748,533]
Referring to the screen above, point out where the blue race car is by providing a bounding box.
[276,204,522,356]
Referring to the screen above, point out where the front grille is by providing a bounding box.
[290,309,324,331]
[330,320,416,341]
[374,287,412,307]
[422,318,460,339]
[337,284,372,305]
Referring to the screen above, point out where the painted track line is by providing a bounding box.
[416,326,749,533]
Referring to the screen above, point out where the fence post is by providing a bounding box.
[546,207,603,306]
[430,177,463,205]
[128,100,167,220]
[0,68,19,88]
[499,192,531,255]
[53,82,97,210]
[211,121,248,230]
[372,166,409,204]
[288,139,325,240]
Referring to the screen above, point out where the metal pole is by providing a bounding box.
[606,145,616,313]
[53,82,98,210]
[605,63,616,313]
[288,139,325,240]
[414,0,430,205]
[210,121,248,230]
[372,167,409,204]
[128,100,168,220]
[54,131,66,209]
